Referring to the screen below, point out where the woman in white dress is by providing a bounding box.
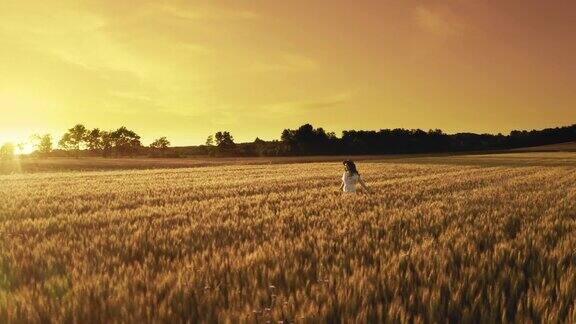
[340,160,371,193]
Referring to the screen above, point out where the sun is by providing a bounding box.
[0,136,35,155]
[16,142,35,155]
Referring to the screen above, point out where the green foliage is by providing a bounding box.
[57,124,142,157]
[214,131,234,147]
[31,134,53,154]
[149,137,170,149]
[205,135,214,146]
[59,124,88,151]
[110,126,142,156]
[85,128,103,151]
[0,143,15,159]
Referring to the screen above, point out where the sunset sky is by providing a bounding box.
[1,0,574,146]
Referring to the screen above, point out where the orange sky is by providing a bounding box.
[1,0,574,146]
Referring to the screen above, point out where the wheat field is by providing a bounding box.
[1,157,575,323]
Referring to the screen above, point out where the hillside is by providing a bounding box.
[512,141,576,152]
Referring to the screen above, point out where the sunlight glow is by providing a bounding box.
[16,143,35,155]
[0,136,35,156]
[0,1,574,144]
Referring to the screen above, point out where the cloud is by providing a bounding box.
[246,52,319,73]
[414,5,468,37]
[297,92,355,110]
[157,3,259,22]
[0,2,152,80]
[280,53,319,71]
[262,91,356,115]
[181,43,213,55]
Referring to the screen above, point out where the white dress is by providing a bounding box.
[342,171,360,193]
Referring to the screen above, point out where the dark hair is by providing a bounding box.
[343,160,359,175]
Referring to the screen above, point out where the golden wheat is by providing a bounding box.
[0,160,575,323]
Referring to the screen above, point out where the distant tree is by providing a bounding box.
[59,124,88,157]
[100,131,113,157]
[58,133,73,150]
[110,126,141,156]
[209,131,235,156]
[150,137,170,156]
[253,137,267,156]
[281,129,294,143]
[150,137,170,149]
[85,128,103,152]
[281,124,331,155]
[31,134,53,154]
[214,131,234,147]
[0,143,15,159]
[205,135,215,146]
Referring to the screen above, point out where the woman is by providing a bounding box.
[340,160,371,193]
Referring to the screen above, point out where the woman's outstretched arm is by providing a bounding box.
[358,176,371,193]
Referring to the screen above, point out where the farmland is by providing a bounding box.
[2,150,576,175]
[1,153,575,322]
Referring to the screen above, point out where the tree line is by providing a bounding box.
[173,123,576,157]
[1,123,575,159]
[241,123,576,156]
[57,125,145,157]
